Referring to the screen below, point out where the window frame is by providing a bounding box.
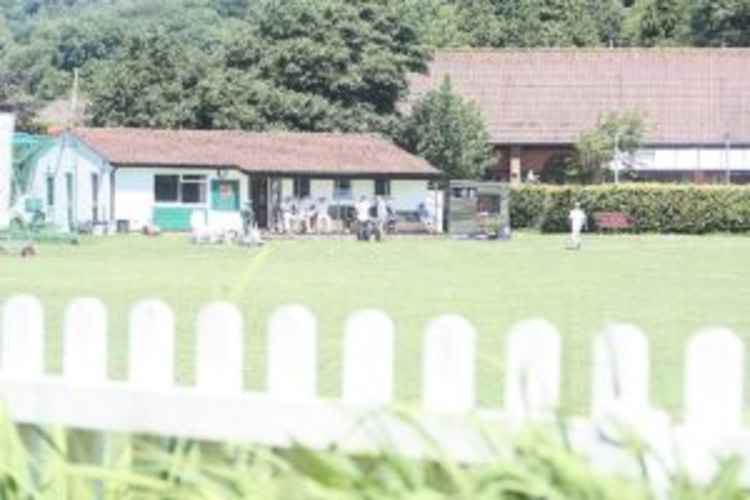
[154,174,207,204]
[374,178,391,196]
[293,177,311,198]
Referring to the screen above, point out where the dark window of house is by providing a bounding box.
[293,177,310,198]
[181,175,206,203]
[334,178,352,198]
[155,175,179,202]
[375,179,390,196]
[46,176,55,206]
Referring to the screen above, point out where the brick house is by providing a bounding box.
[409,49,750,184]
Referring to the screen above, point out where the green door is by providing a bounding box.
[211,180,240,211]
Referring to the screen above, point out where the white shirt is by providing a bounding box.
[356,200,371,222]
[569,208,587,231]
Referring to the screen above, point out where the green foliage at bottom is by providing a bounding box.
[511,184,750,234]
[1,406,749,500]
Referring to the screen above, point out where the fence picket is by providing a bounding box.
[63,298,108,382]
[685,328,744,429]
[504,319,560,419]
[63,298,109,500]
[0,295,44,376]
[128,300,174,388]
[591,324,650,418]
[267,305,317,400]
[342,310,394,405]
[423,315,475,412]
[196,303,243,392]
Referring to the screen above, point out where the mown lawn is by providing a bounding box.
[1,232,748,415]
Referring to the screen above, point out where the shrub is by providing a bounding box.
[511,184,750,234]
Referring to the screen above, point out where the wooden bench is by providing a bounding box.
[592,211,635,232]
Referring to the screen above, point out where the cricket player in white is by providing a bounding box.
[316,197,332,234]
[568,202,587,249]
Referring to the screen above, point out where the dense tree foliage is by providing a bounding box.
[397,77,492,179]
[691,0,750,47]
[623,0,690,46]
[87,0,428,132]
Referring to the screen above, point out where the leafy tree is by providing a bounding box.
[397,77,492,179]
[571,111,647,183]
[590,0,628,46]
[248,0,429,132]
[400,0,473,48]
[623,0,690,46]
[0,15,12,57]
[87,29,210,128]
[690,0,750,46]
[216,0,252,17]
[492,0,603,47]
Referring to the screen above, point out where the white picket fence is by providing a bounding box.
[0,295,748,491]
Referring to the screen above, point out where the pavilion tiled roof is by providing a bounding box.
[409,48,750,146]
[70,128,440,177]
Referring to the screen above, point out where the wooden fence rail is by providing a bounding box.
[0,294,748,490]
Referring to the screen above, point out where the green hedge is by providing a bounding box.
[511,184,750,234]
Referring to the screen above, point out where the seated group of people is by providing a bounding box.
[273,195,437,235]
[276,196,334,234]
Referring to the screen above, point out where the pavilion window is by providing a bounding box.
[375,179,390,196]
[293,177,310,198]
[334,178,352,199]
[155,174,206,203]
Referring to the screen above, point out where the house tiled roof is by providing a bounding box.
[70,128,440,177]
[409,49,750,146]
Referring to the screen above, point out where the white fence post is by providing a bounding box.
[342,310,394,405]
[591,324,650,418]
[685,328,744,429]
[63,298,109,500]
[422,315,475,413]
[504,319,560,420]
[128,300,175,388]
[0,296,46,491]
[196,303,243,393]
[676,328,745,485]
[1,295,44,376]
[64,298,108,382]
[267,305,317,400]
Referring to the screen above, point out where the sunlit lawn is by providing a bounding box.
[2,232,748,415]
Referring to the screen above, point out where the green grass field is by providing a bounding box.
[2,233,748,415]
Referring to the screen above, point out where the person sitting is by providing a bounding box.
[316,197,332,234]
[418,202,434,233]
[301,198,316,234]
[375,196,388,237]
[281,196,294,234]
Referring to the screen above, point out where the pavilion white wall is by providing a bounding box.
[390,180,430,211]
[114,169,154,230]
[640,147,750,171]
[114,167,247,230]
[351,179,374,201]
[29,139,111,228]
[310,179,334,200]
